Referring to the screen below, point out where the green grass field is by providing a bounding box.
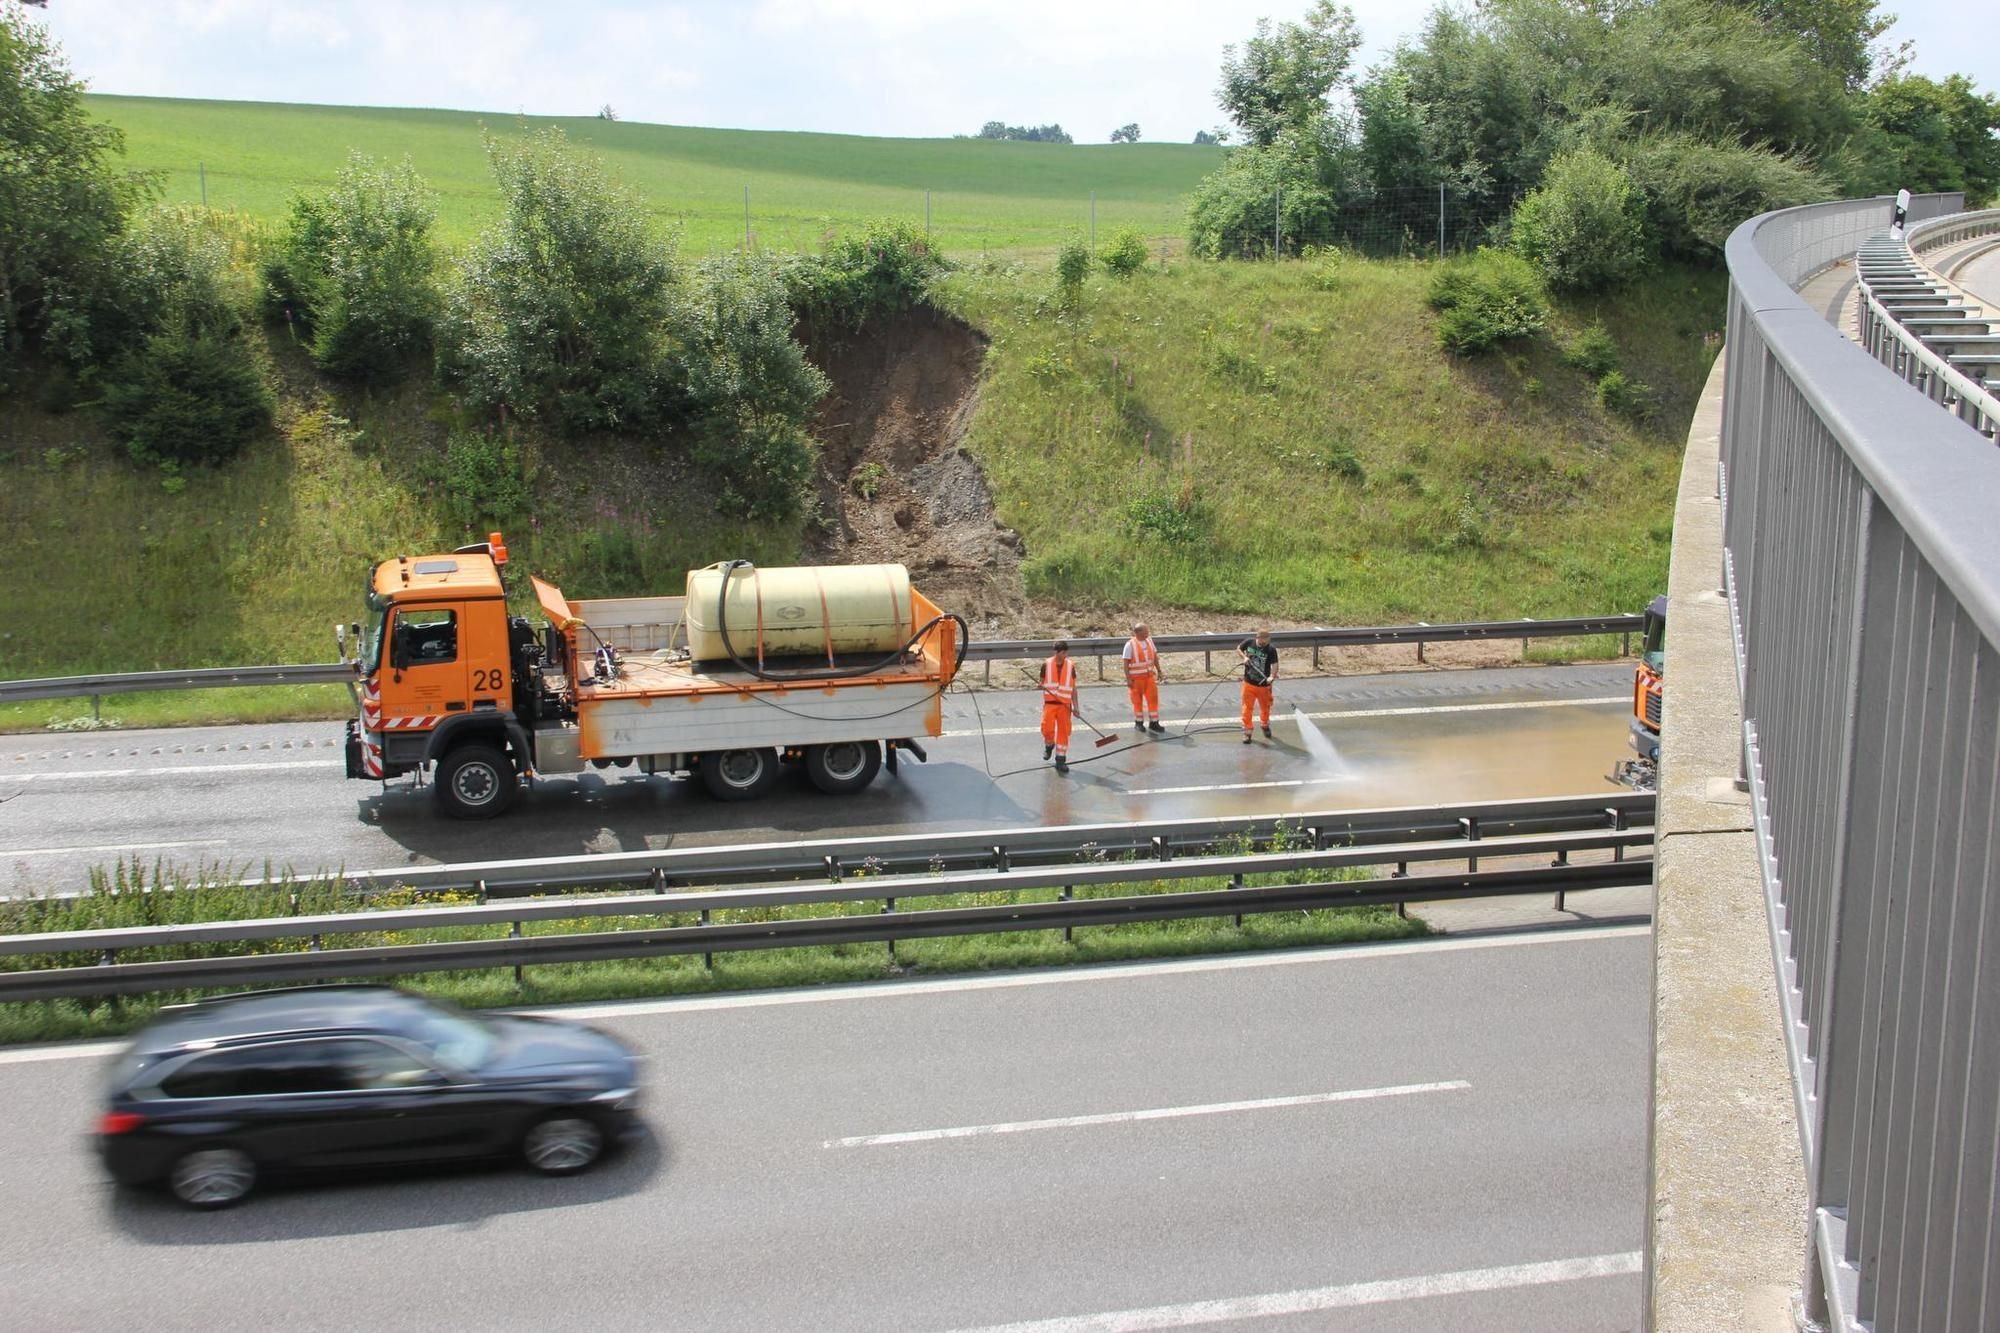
[86,95,1220,253]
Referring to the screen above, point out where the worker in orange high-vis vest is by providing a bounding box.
[1239,628,1278,742]
[1123,622,1165,734]
[1040,640,1078,773]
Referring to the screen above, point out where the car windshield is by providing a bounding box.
[402,1002,498,1071]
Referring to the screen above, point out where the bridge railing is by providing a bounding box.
[1717,190,2000,1331]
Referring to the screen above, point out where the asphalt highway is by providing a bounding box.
[0,926,1650,1331]
[0,664,1633,895]
[1957,240,2000,314]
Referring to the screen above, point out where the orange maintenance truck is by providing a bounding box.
[339,535,965,818]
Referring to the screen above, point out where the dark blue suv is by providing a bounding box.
[95,985,642,1208]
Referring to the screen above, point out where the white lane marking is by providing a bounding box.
[1,839,228,859]
[948,1251,1644,1332]
[0,759,340,784]
[0,928,1651,1068]
[542,925,1649,1021]
[826,1080,1469,1148]
[943,695,1624,741]
[1125,777,1332,797]
[0,1040,124,1066]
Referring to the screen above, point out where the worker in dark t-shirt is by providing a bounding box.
[1238,628,1277,742]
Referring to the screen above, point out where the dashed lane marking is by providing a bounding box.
[946,1251,1644,1331]
[825,1080,1470,1148]
[2,839,228,859]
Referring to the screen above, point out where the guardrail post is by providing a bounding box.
[474,879,488,907]
[824,855,841,881]
[1459,816,1481,871]
[1605,806,1627,862]
[1204,649,1213,674]
[701,908,713,969]
[882,898,897,961]
[1152,836,1170,862]
[983,660,992,686]
[649,868,666,895]
[1312,643,1321,670]
[1622,630,1631,657]
[1416,639,1426,665]
[1096,655,1105,681]
[1062,883,1074,943]
[100,947,117,967]
[1232,872,1245,928]
[992,845,1009,873]
[1549,850,1571,911]
[91,693,102,722]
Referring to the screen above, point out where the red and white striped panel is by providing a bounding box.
[379,715,440,731]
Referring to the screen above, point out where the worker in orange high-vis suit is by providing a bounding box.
[1040,640,1078,773]
[1123,622,1165,734]
[1238,628,1278,743]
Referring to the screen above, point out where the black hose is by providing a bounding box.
[712,558,969,685]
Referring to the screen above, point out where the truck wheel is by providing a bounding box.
[805,741,881,795]
[436,744,518,819]
[700,747,778,801]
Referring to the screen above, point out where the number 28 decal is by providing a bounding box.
[472,668,504,692]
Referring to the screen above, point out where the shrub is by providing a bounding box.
[1054,234,1092,305]
[1303,244,1347,291]
[1563,323,1620,377]
[1510,148,1648,293]
[433,429,532,533]
[1099,228,1149,276]
[1125,483,1212,545]
[1596,369,1656,422]
[1623,132,1827,261]
[96,208,270,468]
[101,328,272,467]
[1426,249,1547,355]
[263,154,439,382]
[670,253,829,428]
[1184,136,1338,260]
[436,129,678,433]
[691,412,818,521]
[789,217,947,332]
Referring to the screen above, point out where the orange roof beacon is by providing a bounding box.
[339,534,965,818]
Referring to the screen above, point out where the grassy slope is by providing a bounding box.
[944,257,1723,622]
[88,95,1220,252]
[0,100,1725,729]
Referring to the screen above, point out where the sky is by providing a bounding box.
[26,0,1997,145]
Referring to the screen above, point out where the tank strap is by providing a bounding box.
[814,570,836,667]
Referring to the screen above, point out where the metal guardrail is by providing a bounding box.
[1853,210,2000,439]
[1723,191,2000,1331]
[0,615,1645,711]
[0,794,1653,1001]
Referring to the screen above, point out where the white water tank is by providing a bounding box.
[683,562,912,663]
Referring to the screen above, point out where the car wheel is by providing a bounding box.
[523,1114,605,1175]
[698,747,778,801]
[436,744,518,819]
[168,1146,257,1209]
[804,740,882,795]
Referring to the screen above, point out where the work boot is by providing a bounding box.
[1262,725,1273,738]
[1043,744,1053,761]
[1134,720,1146,733]
[1243,732,1253,744]
[1148,720,1166,734]
[1054,755,1070,773]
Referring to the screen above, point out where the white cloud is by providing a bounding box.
[30,0,1996,144]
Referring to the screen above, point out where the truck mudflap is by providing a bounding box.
[885,738,928,775]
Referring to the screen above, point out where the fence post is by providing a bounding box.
[1438,183,1445,255]
[1274,187,1282,260]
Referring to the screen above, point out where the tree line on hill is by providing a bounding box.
[1187,0,2000,275]
[0,8,946,522]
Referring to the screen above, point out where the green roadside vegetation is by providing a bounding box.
[85,95,1217,253]
[0,845,1421,1044]
[946,254,1718,621]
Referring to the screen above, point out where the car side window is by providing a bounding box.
[158,1047,265,1099]
[331,1039,439,1090]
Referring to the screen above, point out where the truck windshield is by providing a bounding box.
[363,610,387,672]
